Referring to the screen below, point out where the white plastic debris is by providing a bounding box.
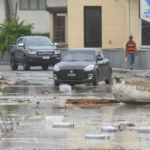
[45,116,64,124]
[85,134,110,140]
[137,127,150,133]
[59,84,72,94]
[0,121,13,125]
[101,126,118,132]
[52,122,74,128]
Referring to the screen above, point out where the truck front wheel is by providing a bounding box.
[10,55,18,70]
[23,56,30,71]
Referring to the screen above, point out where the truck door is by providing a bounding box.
[16,38,24,63]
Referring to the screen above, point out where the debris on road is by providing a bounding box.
[45,116,64,124]
[0,74,11,88]
[115,123,126,131]
[59,84,72,94]
[15,80,29,85]
[39,90,63,95]
[0,111,15,135]
[101,126,119,132]
[52,122,74,128]
[85,134,110,140]
[137,127,150,133]
[112,77,150,103]
[35,110,43,115]
[121,122,135,127]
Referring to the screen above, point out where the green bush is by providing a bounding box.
[31,32,49,37]
[0,16,34,57]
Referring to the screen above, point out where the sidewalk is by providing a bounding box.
[0,62,10,65]
[112,68,150,73]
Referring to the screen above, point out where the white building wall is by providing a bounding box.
[0,0,6,23]
[12,0,50,33]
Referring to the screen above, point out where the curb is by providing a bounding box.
[0,62,10,65]
[112,68,150,73]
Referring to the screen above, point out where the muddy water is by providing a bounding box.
[0,104,150,149]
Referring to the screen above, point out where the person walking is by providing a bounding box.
[125,35,137,70]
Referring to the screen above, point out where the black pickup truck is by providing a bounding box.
[10,36,61,71]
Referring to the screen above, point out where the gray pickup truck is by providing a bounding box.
[10,36,61,71]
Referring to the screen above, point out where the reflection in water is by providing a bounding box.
[0,84,112,96]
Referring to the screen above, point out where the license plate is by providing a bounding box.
[43,56,50,59]
[68,73,76,77]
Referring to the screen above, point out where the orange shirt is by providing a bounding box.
[126,40,136,54]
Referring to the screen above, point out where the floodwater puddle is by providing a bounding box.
[0,104,149,149]
[0,84,112,97]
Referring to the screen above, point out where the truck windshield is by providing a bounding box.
[26,38,53,46]
[62,51,95,61]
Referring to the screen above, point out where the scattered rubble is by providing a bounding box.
[85,134,110,140]
[112,78,150,103]
[0,75,11,89]
[52,122,74,128]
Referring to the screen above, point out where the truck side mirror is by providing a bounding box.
[18,43,24,47]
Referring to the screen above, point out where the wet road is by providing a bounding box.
[0,104,150,149]
[0,65,150,149]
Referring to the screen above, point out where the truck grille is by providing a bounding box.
[60,70,84,79]
[36,51,54,56]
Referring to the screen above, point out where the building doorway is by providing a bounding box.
[84,6,102,47]
[53,13,66,43]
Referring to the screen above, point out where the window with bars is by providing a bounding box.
[20,0,46,10]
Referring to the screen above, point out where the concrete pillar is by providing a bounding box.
[65,13,68,44]
[50,12,54,42]
[126,0,130,40]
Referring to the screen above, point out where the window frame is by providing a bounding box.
[140,19,150,48]
[19,0,46,10]
[17,38,23,45]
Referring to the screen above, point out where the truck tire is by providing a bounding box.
[23,56,30,71]
[42,65,49,70]
[54,82,60,86]
[10,55,18,70]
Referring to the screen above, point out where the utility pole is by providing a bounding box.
[5,0,10,21]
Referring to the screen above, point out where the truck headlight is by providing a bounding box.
[28,50,36,55]
[55,50,60,55]
[84,65,94,71]
[54,65,60,71]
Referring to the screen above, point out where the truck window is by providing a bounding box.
[17,38,23,45]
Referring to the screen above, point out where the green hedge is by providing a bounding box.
[31,32,50,37]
